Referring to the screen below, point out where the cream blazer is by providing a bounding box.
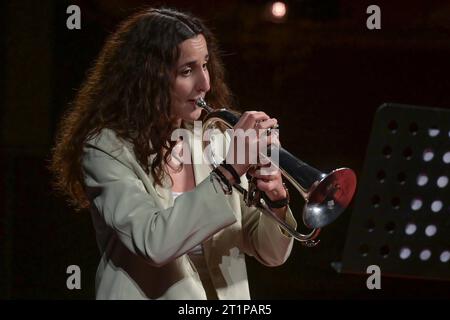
[82,125,297,300]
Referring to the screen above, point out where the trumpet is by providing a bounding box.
[196,98,357,247]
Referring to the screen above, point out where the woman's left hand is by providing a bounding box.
[247,124,288,220]
[247,164,288,220]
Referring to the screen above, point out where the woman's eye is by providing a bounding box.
[181,68,192,76]
[202,63,208,70]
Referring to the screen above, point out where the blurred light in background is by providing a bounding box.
[263,1,288,23]
[271,1,287,19]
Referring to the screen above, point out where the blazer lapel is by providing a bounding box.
[185,122,216,264]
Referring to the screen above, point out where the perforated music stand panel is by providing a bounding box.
[341,103,450,280]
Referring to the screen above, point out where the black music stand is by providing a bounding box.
[338,103,450,281]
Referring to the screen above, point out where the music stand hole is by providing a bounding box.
[403,147,413,160]
[425,225,437,237]
[405,223,417,235]
[359,244,369,257]
[437,176,448,188]
[431,200,443,212]
[443,152,450,164]
[385,221,396,234]
[372,195,381,208]
[419,249,432,261]
[411,198,423,211]
[382,146,392,159]
[399,247,412,260]
[397,172,406,185]
[423,149,434,162]
[380,245,390,258]
[377,170,386,183]
[388,120,398,133]
[365,219,375,232]
[428,126,440,137]
[391,197,400,209]
[416,173,428,186]
[440,251,450,263]
[409,123,419,135]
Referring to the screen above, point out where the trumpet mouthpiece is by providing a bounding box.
[196,98,213,113]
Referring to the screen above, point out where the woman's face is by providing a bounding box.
[170,34,210,126]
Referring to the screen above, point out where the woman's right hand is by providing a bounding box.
[224,111,278,179]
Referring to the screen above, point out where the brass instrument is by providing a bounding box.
[197,98,357,247]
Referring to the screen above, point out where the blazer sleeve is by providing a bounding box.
[214,129,297,266]
[82,145,237,267]
[240,178,297,267]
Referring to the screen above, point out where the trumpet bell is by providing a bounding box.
[303,168,357,229]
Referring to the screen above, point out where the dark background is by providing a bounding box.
[1,0,449,299]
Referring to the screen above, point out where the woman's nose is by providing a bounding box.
[196,69,210,93]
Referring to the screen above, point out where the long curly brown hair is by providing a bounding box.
[50,7,233,210]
